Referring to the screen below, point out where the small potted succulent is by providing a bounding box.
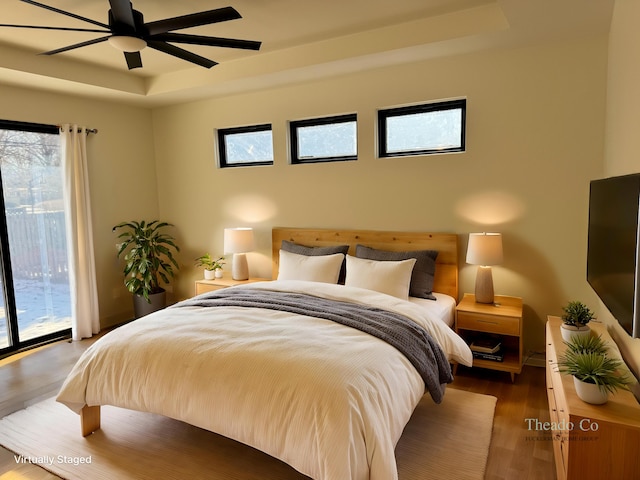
[557,335,631,404]
[560,300,595,342]
[563,333,608,356]
[195,253,225,279]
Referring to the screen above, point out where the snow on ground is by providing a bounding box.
[0,279,71,348]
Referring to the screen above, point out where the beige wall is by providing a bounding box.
[0,84,158,328]
[152,34,608,357]
[604,0,640,382]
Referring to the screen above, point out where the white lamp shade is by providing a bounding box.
[224,228,255,254]
[108,35,147,52]
[466,233,503,266]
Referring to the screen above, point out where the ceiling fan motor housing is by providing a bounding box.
[108,8,145,37]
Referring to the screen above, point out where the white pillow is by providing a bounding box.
[277,250,345,284]
[345,255,417,299]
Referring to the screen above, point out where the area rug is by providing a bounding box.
[0,387,496,480]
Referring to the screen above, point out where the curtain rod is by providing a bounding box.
[57,125,98,134]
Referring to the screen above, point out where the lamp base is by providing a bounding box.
[231,253,249,281]
[474,266,495,304]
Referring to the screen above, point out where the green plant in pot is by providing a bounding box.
[114,220,180,318]
[557,336,631,404]
[195,253,225,280]
[560,300,595,342]
[564,333,608,356]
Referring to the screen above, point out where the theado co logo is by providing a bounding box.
[525,417,599,432]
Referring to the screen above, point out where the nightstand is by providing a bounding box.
[194,277,270,295]
[454,293,523,382]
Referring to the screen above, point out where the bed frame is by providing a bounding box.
[80,227,459,436]
[272,227,459,299]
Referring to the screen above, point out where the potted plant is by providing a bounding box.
[557,346,631,405]
[560,300,595,341]
[113,220,180,318]
[195,253,225,280]
[564,333,608,356]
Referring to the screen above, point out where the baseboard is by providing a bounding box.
[524,351,546,368]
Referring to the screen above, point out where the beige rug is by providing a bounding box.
[0,388,496,480]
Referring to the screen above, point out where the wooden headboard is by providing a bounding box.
[272,227,459,299]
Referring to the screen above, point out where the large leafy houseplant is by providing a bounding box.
[113,220,180,303]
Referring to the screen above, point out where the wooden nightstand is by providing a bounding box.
[454,293,523,382]
[194,277,270,295]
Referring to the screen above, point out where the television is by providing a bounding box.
[587,173,640,338]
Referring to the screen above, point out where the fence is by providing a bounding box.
[5,210,69,282]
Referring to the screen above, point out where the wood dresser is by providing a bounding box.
[545,316,640,480]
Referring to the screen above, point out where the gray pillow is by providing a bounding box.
[355,244,438,300]
[281,240,350,283]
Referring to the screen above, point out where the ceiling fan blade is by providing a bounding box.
[145,6,241,36]
[108,0,136,30]
[124,51,143,70]
[147,40,217,68]
[0,24,109,33]
[20,0,109,29]
[41,36,111,56]
[151,33,261,51]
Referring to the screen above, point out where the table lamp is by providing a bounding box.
[224,227,255,280]
[466,232,503,304]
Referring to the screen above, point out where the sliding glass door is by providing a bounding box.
[0,121,72,355]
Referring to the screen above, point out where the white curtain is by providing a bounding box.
[60,124,100,340]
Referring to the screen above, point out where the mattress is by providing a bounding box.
[408,292,457,327]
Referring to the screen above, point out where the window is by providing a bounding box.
[290,114,357,164]
[378,99,466,158]
[218,124,273,168]
[0,120,72,354]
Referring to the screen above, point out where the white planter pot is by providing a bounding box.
[573,376,608,404]
[214,269,223,279]
[560,324,591,342]
[204,269,215,280]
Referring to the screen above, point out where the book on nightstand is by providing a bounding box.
[469,335,502,354]
[472,348,505,362]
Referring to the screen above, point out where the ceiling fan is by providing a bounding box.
[0,0,262,69]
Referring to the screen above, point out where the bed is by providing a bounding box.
[57,227,472,480]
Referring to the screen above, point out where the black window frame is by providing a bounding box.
[377,99,466,158]
[289,113,358,164]
[217,123,274,168]
[0,119,71,358]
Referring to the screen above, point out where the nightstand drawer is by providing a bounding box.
[195,283,226,295]
[194,277,270,297]
[457,311,520,336]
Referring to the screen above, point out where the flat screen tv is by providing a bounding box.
[587,173,640,338]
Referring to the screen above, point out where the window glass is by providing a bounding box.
[290,114,357,163]
[218,124,273,167]
[378,99,466,157]
[0,121,72,350]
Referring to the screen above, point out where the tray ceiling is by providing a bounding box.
[0,0,614,107]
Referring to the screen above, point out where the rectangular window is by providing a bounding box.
[218,124,274,168]
[290,114,357,164]
[378,99,466,158]
[0,120,72,353]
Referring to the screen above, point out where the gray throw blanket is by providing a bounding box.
[174,288,453,403]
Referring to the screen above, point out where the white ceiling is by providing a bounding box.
[0,0,615,107]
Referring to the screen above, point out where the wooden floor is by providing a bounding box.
[0,337,556,480]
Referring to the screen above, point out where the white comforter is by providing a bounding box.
[57,280,472,480]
